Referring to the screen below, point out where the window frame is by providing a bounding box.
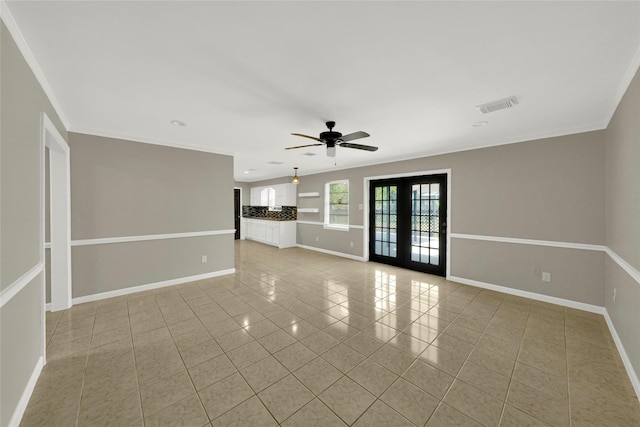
[324,179,350,231]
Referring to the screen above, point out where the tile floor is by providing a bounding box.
[22,240,640,426]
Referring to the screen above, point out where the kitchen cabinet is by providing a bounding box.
[250,184,296,206]
[244,219,296,248]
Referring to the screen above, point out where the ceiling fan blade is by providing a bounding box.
[339,142,378,152]
[285,143,324,150]
[291,133,324,142]
[339,131,370,142]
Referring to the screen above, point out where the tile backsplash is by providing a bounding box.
[242,205,297,221]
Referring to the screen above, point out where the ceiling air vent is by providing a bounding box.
[303,152,317,156]
[477,96,518,114]
[267,161,283,165]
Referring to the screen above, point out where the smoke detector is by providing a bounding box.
[477,96,519,114]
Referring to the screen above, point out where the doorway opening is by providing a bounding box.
[234,188,241,240]
[368,173,448,276]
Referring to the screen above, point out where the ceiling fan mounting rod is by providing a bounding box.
[326,121,336,131]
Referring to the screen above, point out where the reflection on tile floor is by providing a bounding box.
[23,240,640,426]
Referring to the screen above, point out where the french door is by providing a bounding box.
[369,174,447,276]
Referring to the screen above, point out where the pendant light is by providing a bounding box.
[292,167,300,184]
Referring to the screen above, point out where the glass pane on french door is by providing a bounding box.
[411,183,440,266]
[373,185,397,258]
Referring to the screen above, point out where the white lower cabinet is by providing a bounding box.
[245,219,296,248]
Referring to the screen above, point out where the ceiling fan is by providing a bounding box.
[285,121,377,157]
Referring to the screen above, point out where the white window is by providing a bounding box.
[324,180,349,230]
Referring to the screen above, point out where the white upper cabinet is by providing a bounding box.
[251,184,296,206]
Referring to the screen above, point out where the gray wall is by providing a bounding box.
[1,20,67,427]
[251,131,607,306]
[605,67,640,377]
[66,133,235,299]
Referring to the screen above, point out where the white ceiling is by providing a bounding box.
[5,1,640,182]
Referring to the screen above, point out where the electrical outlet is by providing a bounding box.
[350,241,354,248]
[542,272,551,283]
[315,236,319,242]
[613,288,617,302]
[201,255,208,263]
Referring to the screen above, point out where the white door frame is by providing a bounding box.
[41,112,72,316]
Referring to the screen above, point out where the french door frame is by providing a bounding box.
[363,169,451,278]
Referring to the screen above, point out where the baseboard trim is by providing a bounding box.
[448,275,605,314]
[296,244,367,262]
[604,311,640,401]
[67,268,236,306]
[8,356,44,427]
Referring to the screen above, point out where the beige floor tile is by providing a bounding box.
[77,389,142,427]
[227,340,270,370]
[444,380,504,427]
[431,332,474,358]
[144,394,209,427]
[418,344,466,376]
[347,358,398,397]
[179,339,223,368]
[136,353,186,388]
[344,331,385,356]
[387,331,430,357]
[257,329,297,354]
[140,369,195,417]
[426,403,483,427]
[217,328,256,352]
[359,321,400,342]
[211,395,277,427]
[272,341,315,371]
[500,405,551,427]
[244,319,280,339]
[258,375,315,423]
[506,380,569,426]
[370,344,415,375]
[282,319,320,340]
[240,355,290,392]
[321,343,366,373]
[402,359,454,399]
[457,360,511,401]
[189,354,237,391]
[512,362,568,402]
[319,376,376,425]
[381,378,439,426]
[293,357,343,395]
[353,400,413,427]
[199,372,254,420]
[162,308,197,326]
[22,242,640,427]
[467,346,516,378]
[281,398,347,427]
[300,330,341,354]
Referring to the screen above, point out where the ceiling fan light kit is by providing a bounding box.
[286,121,378,157]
